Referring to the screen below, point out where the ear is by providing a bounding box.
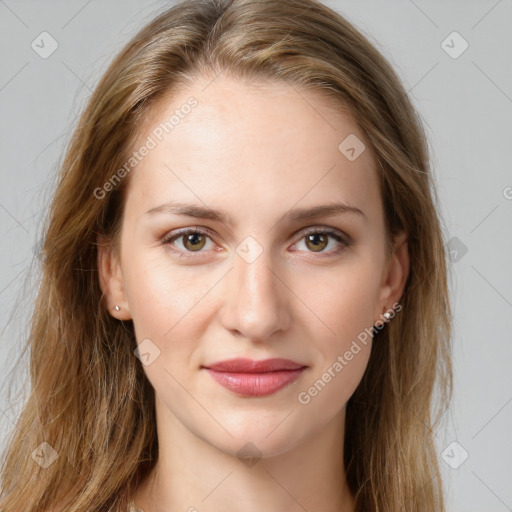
[97,235,132,320]
[374,231,410,322]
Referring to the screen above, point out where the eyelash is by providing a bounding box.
[161,226,352,259]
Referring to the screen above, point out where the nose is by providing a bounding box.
[219,243,292,342]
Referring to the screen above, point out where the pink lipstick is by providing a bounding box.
[203,358,307,397]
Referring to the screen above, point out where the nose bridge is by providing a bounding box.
[222,237,289,340]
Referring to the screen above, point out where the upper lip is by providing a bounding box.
[203,358,306,373]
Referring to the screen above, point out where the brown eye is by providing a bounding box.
[293,228,350,256]
[162,228,215,255]
[182,232,207,251]
[305,233,329,252]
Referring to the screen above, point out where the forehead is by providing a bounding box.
[123,74,381,223]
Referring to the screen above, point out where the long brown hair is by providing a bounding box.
[0,1,452,510]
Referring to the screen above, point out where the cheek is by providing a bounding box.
[122,256,210,393]
[123,251,208,340]
[294,255,382,344]
[294,273,376,418]
[291,256,380,405]
[296,340,371,427]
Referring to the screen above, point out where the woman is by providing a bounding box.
[0,0,452,510]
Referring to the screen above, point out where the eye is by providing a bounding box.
[162,226,352,258]
[162,228,216,255]
[292,228,351,255]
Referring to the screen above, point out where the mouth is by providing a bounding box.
[202,358,308,397]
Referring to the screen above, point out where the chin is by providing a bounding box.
[200,414,307,460]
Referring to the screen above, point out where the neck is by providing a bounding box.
[133,396,355,512]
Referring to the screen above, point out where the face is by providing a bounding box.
[99,73,408,458]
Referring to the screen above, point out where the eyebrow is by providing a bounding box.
[145,200,366,226]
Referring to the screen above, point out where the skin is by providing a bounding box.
[98,72,409,512]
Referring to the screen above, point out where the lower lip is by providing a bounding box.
[204,368,306,397]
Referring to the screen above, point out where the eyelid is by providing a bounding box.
[293,225,352,244]
[163,226,217,241]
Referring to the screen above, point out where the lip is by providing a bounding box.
[205,357,305,373]
[202,358,307,397]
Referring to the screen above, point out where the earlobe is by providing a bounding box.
[96,235,132,320]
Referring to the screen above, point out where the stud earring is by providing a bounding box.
[114,305,121,312]
[383,311,391,321]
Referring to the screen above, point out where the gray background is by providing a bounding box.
[1,1,511,510]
